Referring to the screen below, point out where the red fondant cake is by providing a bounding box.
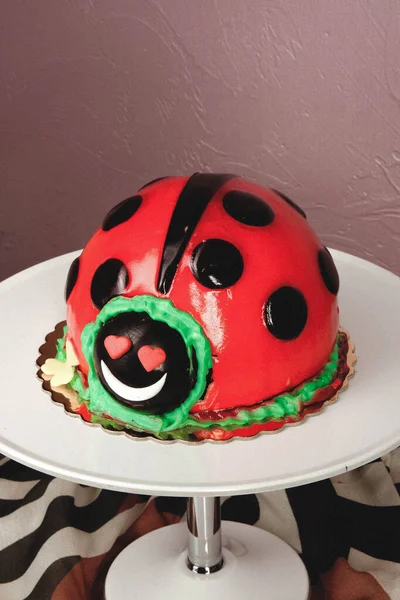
[41,174,353,440]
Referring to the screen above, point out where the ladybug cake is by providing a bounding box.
[38,174,355,441]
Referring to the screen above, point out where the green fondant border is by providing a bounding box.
[58,319,342,436]
[55,326,90,402]
[79,296,213,434]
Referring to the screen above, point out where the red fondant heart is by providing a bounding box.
[138,345,167,372]
[104,335,132,360]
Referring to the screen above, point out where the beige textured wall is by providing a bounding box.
[1,0,400,281]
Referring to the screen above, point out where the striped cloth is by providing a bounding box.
[0,449,399,600]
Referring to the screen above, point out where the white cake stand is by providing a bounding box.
[1,250,400,600]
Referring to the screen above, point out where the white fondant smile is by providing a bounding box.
[101,360,167,403]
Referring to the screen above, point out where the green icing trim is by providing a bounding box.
[183,336,340,432]
[55,326,90,403]
[80,296,213,434]
[55,315,342,438]
[70,372,91,402]
[56,326,67,361]
[154,335,342,438]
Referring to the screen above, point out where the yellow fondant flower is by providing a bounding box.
[42,340,79,389]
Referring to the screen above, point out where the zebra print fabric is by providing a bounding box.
[0,449,399,599]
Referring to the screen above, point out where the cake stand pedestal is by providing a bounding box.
[105,498,310,599]
[1,250,400,600]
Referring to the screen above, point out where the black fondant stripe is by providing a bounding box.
[272,189,307,219]
[157,173,236,294]
[24,556,80,600]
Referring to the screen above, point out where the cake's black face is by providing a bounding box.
[94,311,194,414]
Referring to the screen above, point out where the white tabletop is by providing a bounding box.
[0,250,399,496]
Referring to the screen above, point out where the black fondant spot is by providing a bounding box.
[272,189,307,219]
[138,177,169,191]
[191,239,244,289]
[102,195,142,231]
[94,311,194,413]
[264,286,308,340]
[65,257,80,301]
[223,190,275,226]
[318,247,339,295]
[90,259,129,309]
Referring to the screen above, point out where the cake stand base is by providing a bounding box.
[105,521,310,600]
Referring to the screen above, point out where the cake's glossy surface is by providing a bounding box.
[63,173,342,438]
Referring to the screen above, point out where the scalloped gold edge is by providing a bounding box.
[37,325,356,446]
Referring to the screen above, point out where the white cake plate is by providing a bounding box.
[1,249,400,600]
